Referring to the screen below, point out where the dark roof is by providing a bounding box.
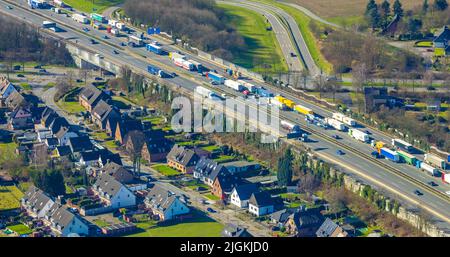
[22,186,53,213]
[102,162,133,183]
[316,218,339,237]
[194,157,228,181]
[221,223,253,237]
[46,137,59,147]
[292,208,324,231]
[233,183,259,201]
[79,84,109,106]
[143,137,172,154]
[45,204,86,232]
[68,136,94,153]
[99,152,122,166]
[80,151,100,162]
[5,91,26,109]
[43,112,58,128]
[215,174,243,193]
[92,100,118,122]
[56,145,72,156]
[249,191,274,207]
[270,209,295,224]
[167,144,199,167]
[55,126,73,139]
[434,26,450,44]
[117,118,143,135]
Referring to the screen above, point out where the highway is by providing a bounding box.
[217,0,304,72]
[1,0,449,233]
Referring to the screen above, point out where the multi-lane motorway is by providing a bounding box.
[1,0,449,233]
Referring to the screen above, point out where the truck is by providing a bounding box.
[42,21,56,29]
[53,0,64,6]
[116,22,126,31]
[109,28,119,36]
[392,139,413,153]
[188,60,203,73]
[206,72,225,84]
[256,88,274,98]
[270,98,287,110]
[128,35,143,47]
[224,80,244,92]
[147,65,170,78]
[283,99,295,109]
[108,19,118,27]
[424,153,447,170]
[72,13,89,24]
[146,43,164,55]
[442,173,450,184]
[380,148,400,162]
[294,104,314,116]
[420,162,439,176]
[181,60,194,71]
[28,0,48,9]
[325,118,345,131]
[195,86,214,98]
[281,120,300,133]
[90,13,106,23]
[348,128,369,143]
[237,80,257,93]
[169,52,185,61]
[397,150,417,166]
[332,112,356,127]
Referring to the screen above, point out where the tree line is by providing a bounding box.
[123,0,245,60]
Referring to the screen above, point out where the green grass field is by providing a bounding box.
[219,3,288,73]
[201,145,221,152]
[0,142,19,166]
[6,224,32,235]
[151,164,180,177]
[255,0,333,74]
[0,186,24,211]
[204,193,221,201]
[57,99,85,114]
[63,0,123,13]
[213,155,235,163]
[128,211,223,237]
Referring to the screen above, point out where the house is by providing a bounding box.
[433,26,450,57]
[4,91,26,110]
[284,207,324,237]
[21,186,55,218]
[45,137,59,150]
[54,126,78,146]
[48,117,69,135]
[44,204,90,237]
[7,107,34,130]
[140,132,172,163]
[68,136,94,153]
[100,162,134,184]
[36,128,53,142]
[315,218,348,237]
[0,76,19,100]
[92,173,136,209]
[54,145,72,158]
[91,100,120,130]
[41,111,58,128]
[248,191,274,216]
[144,184,190,221]
[166,144,200,174]
[0,129,13,143]
[193,157,229,186]
[98,151,122,168]
[221,223,253,237]
[270,208,296,228]
[230,183,259,208]
[211,174,243,200]
[363,87,402,113]
[78,84,110,112]
[113,118,143,144]
[79,151,101,167]
[223,161,261,176]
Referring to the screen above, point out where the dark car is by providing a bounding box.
[332,134,340,139]
[6,5,13,10]
[94,77,103,81]
[336,150,344,155]
[290,52,296,57]
[90,39,96,44]
[365,130,372,135]
[414,190,423,196]
[82,27,90,32]
[206,207,216,213]
[113,50,119,55]
[428,181,438,187]
[103,35,109,39]
[17,74,25,78]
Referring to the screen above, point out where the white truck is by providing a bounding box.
[108,19,118,27]
[195,86,213,98]
[270,98,287,110]
[420,162,439,176]
[116,22,126,31]
[325,118,345,131]
[170,52,185,61]
[333,112,356,127]
[224,80,244,92]
[281,120,300,132]
[424,153,447,170]
[72,13,89,24]
[348,128,369,143]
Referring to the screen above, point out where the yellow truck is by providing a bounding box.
[283,99,295,109]
[294,104,314,115]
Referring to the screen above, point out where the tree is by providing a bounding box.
[277,148,293,187]
[381,0,391,17]
[434,0,448,10]
[393,0,404,17]
[31,169,66,197]
[422,0,429,13]
[368,7,381,29]
[365,0,378,15]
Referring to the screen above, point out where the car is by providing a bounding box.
[113,50,119,54]
[332,134,340,139]
[210,81,218,86]
[39,69,47,73]
[17,74,25,78]
[94,77,103,81]
[120,42,126,46]
[90,39,96,44]
[82,27,90,32]
[428,181,438,187]
[365,130,372,135]
[371,151,380,158]
[206,207,216,213]
[336,150,344,155]
[6,5,12,10]
[446,191,450,196]
[103,35,109,39]
[290,52,296,57]
[34,65,42,69]
[414,190,423,196]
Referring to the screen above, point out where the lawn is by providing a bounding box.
[0,142,19,166]
[7,224,32,235]
[20,83,32,91]
[201,145,221,152]
[91,131,110,141]
[57,99,85,114]
[204,193,221,201]
[213,155,235,163]
[63,0,124,13]
[255,0,333,74]
[0,186,24,211]
[128,211,223,237]
[141,116,166,126]
[151,164,180,177]
[218,3,288,73]
[93,218,111,228]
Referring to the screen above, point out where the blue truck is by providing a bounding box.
[207,72,225,84]
[256,88,274,98]
[146,43,164,55]
[147,65,171,78]
[380,148,400,162]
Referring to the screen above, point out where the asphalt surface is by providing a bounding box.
[2,0,449,233]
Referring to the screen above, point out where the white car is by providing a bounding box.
[446,191,450,196]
